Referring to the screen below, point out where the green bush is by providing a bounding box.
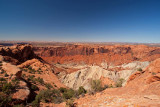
[11,78,20,87]
[59,87,67,93]
[31,100,39,107]
[28,75,35,81]
[0,69,5,74]
[36,77,44,85]
[90,79,103,92]
[137,68,142,72]
[4,73,9,77]
[2,82,14,94]
[0,78,6,82]
[152,72,156,75]
[0,93,12,107]
[77,86,86,95]
[22,74,26,78]
[45,83,53,89]
[63,89,75,99]
[31,84,39,91]
[32,89,64,106]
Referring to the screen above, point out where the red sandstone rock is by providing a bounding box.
[33,45,160,66]
[0,44,39,64]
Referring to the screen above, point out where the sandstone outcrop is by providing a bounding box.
[0,44,38,64]
[18,58,66,88]
[1,61,30,102]
[2,62,22,78]
[12,80,30,101]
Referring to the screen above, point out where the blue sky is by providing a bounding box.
[0,0,160,43]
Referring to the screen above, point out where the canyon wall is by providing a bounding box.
[33,45,160,66]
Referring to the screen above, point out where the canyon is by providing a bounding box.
[0,43,160,106]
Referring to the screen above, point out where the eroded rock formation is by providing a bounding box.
[33,45,160,65]
[0,44,38,64]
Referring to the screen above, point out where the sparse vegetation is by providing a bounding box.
[66,99,75,107]
[32,89,64,106]
[0,69,6,74]
[0,61,2,66]
[36,77,44,85]
[0,93,12,107]
[31,84,39,91]
[137,68,143,72]
[4,73,9,77]
[77,86,86,95]
[115,78,125,87]
[90,79,103,92]
[152,72,156,75]
[45,83,53,89]
[62,88,75,99]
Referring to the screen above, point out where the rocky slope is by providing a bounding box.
[0,44,66,106]
[74,58,160,106]
[58,61,150,90]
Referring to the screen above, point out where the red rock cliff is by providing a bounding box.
[33,45,160,65]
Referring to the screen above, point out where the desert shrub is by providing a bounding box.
[35,89,53,103]
[137,68,142,72]
[37,70,41,74]
[11,78,20,87]
[28,66,32,70]
[0,77,6,82]
[77,86,86,95]
[31,84,39,91]
[36,77,44,85]
[22,74,26,78]
[103,84,108,90]
[2,82,14,94]
[152,72,156,75]
[4,73,9,77]
[45,83,53,89]
[31,100,39,107]
[66,99,75,107]
[90,79,103,92]
[59,87,67,93]
[0,93,12,107]
[0,69,5,74]
[23,69,27,72]
[115,78,125,87]
[28,75,35,82]
[32,89,64,106]
[28,66,37,74]
[63,89,75,99]
[13,104,25,107]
